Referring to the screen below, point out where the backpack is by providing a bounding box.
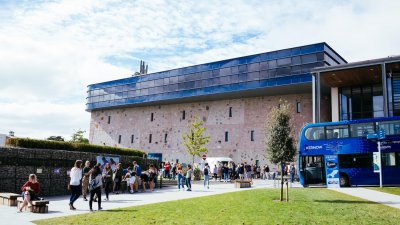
[204,167,209,176]
[88,177,98,191]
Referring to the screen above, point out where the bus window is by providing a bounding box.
[377,120,400,136]
[350,122,375,137]
[326,125,349,139]
[382,153,396,167]
[339,153,372,168]
[305,127,325,140]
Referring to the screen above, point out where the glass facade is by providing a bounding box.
[86,43,346,111]
[339,84,384,121]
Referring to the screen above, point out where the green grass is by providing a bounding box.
[368,187,400,196]
[34,188,400,225]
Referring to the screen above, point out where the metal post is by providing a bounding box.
[316,72,321,123]
[378,141,383,188]
[286,181,289,202]
[312,73,316,123]
[382,63,388,117]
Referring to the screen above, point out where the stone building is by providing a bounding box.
[87,43,346,165]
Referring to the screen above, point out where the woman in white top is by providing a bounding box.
[69,160,82,210]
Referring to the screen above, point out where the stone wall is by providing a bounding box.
[0,147,155,196]
[89,93,313,165]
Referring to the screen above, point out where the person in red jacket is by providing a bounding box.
[18,174,40,212]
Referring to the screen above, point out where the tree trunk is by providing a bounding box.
[280,162,284,201]
[192,155,194,165]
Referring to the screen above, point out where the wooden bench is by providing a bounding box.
[235,180,251,188]
[0,193,21,206]
[17,197,49,213]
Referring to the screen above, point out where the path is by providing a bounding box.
[0,179,294,225]
[331,187,400,209]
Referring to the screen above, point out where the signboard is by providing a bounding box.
[373,152,380,173]
[148,153,162,163]
[96,155,120,171]
[325,155,340,188]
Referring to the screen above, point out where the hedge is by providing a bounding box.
[6,138,145,157]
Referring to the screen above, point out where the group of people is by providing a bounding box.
[69,159,159,211]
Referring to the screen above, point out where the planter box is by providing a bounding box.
[235,180,251,188]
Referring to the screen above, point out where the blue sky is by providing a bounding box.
[1,0,400,139]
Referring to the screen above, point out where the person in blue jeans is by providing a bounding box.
[223,164,229,182]
[290,163,296,183]
[203,163,210,189]
[177,164,184,190]
[186,164,193,191]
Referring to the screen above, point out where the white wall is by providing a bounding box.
[331,87,339,122]
[0,134,6,147]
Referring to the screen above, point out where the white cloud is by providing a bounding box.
[0,0,400,139]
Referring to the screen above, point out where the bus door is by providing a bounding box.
[301,155,326,186]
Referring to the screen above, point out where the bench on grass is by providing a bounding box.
[17,197,49,213]
[235,180,251,188]
[0,193,21,206]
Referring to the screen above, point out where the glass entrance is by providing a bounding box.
[300,155,326,186]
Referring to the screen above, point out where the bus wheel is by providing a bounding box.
[340,173,350,187]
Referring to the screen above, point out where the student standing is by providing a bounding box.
[69,160,82,210]
[177,164,184,190]
[89,165,103,211]
[113,163,123,194]
[186,164,193,191]
[132,161,142,192]
[203,163,210,189]
[103,163,113,201]
[81,161,91,201]
[213,165,217,181]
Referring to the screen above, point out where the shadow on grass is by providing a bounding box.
[106,209,138,212]
[314,200,378,204]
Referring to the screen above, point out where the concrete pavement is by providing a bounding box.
[332,187,400,209]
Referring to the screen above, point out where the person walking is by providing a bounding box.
[82,161,91,201]
[171,164,177,180]
[223,163,229,182]
[177,163,184,190]
[186,164,193,191]
[203,163,210,189]
[113,163,123,194]
[102,163,113,201]
[264,165,270,180]
[290,163,296,183]
[69,160,82,210]
[89,165,103,211]
[18,174,40,212]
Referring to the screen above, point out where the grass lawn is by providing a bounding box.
[368,187,400,196]
[34,188,400,225]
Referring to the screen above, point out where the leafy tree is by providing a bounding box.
[182,116,210,165]
[47,136,65,141]
[71,129,89,144]
[265,100,296,201]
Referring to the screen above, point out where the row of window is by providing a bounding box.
[305,120,400,140]
[88,60,323,102]
[117,130,256,144]
[339,152,400,168]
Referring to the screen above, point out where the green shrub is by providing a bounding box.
[7,138,145,157]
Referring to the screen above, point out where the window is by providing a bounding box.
[350,122,375,137]
[108,116,111,124]
[164,133,168,143]
[182,110,186,120]
[305,126,325,140]
[229,107,232,117]
[118,135,121,144]
[149,134,152,143]
[339,153,373,168]
[131,135,134,144]
[296,102,301,113]
[382,152,396,167]
[377,120,400,136]
[225,131,229,142]
[151,113,154,122]
[251,130,254,141]
[326,125,349,139]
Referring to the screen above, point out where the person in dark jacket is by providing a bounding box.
[113,163,123,194]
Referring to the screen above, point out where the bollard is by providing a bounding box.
[286,181,289,202]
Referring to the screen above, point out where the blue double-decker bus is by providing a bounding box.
[298,117,400,187]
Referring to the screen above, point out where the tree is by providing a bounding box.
[47,136,65,141]
[265,100,296,201]
[71,129,89,144]
[182,116,210,165]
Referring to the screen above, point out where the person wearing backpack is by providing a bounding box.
[203,163,210,189]
[89,165,103,211]
[132,161,142,192]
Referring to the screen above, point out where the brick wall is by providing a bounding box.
[89,93,313,166]
[0,147,154,196]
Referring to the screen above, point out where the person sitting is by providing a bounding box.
[140,171,150,192]
[18,174,41,213]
